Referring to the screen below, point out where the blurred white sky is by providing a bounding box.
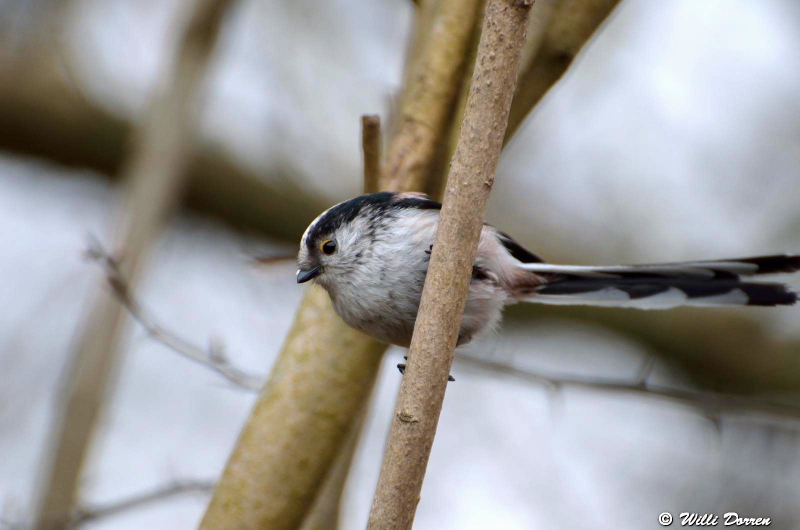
[3,0,800,528]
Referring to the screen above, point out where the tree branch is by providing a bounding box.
[70,480,216,528]
[85,240,262,391]
[367,1,534,528]
[381,0,485,193]
[0,55,326,242]
[361,115,382,194]
[505,0,622,142]
[455,354,800,425]
[33,2,238,528]
[199,287,385,530]
[508,304,800,393]
[299,382,375,530]
[293,116,385,530]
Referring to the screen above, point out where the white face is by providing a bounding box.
[296,192,442,288]
[296,202,375,286]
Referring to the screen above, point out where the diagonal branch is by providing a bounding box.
[33,2,239,528]
[505,0,623,142]
[70,480,216,529]
[85,240,262,392]
[455,354,800,424]
[298,115,386,530]
[381,0,486,193]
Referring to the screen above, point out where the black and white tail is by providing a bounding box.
[519,255,800,309]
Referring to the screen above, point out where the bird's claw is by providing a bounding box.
[397,358,455,382]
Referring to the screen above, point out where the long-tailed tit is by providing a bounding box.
[296,192,799,348]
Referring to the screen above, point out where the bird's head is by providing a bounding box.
[296,192,440,288]
[297,193,385,287]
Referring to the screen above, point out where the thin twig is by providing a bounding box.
[251,254,297,267]
[634,355,656,387]
[456,354,800,424]
[361,115,382,194]
[70,480,216,528]
[85,240,262,392]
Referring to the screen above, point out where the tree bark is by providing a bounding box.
[367,1,533,528]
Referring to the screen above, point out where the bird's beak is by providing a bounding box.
[296,267,321,284]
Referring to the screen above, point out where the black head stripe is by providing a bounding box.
[305,192,442,252]
[393,194,442,211]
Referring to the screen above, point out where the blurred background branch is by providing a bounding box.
[70,479,216,529]
[299,385,375,530]
[0,44,325,241]
[456,354,800,424]
[381,0,485,194]
[199,284,385,530]
[508,304,800,393]
[505,0,623,142]
[361,115,382,194]
[32,1,237,528]
[86,240,262,391]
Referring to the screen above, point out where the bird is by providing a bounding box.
[296,191,799,348]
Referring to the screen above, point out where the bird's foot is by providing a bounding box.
[397,357,455,382]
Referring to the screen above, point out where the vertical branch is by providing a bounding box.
[199,1,484,528]
[367,1,533,528]
[504,0,622,142]
[33,1,236,529]
[297,116,384,530]
[361,115,382,194]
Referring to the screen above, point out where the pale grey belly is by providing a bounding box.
[330,276,423,348]
[330,276,507,348]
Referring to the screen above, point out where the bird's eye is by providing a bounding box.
[320,240,337,255]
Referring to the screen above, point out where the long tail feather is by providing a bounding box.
[520,255,799,309]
